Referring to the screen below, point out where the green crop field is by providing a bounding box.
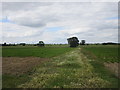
[80,45,119,62]
[2,46,74,58]
[2,45,120,88]
[80,45,120,88]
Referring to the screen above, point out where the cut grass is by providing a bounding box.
[2,46,74,58]
[17,49,118,88]
[2,46,75,88]
[2,57,49,88]
[2,57,49,75]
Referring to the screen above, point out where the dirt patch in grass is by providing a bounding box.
[104,62,120,78]
[2,57,49,75]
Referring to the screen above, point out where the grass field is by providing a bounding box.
[80,45,119,62]
[80,45,120,87]
[18,49,118,88]
[2,46,74,58]
[2,45,120,88]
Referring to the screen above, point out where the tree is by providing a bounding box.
[38,41,45,46]
[81,40,85,45]
[67,37,79,47]
[20,43,26,46]
[2,42,7,46]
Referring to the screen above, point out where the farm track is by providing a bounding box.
[18,48,114,88]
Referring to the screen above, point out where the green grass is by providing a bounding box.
[80,45,119,88]
[2,46,74,58]
[16,49,118,88]
[2,74,30,88]
[89,61,119,88]
[80,45,119,62]
[2,45,119,88]
[2,46,75,88]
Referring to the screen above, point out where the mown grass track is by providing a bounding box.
[18,48,118,88]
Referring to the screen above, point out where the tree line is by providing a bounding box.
[1,37,119,47]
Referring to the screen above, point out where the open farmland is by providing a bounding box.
[2,1,119,89]
[81,45,119,62]
[81,45,120,83]
[2,45,120,88]
[2,46,74,57]
[2,46,75,88]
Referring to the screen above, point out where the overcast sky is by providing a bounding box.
[0,2,118,44]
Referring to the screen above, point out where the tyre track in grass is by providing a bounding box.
[18,48,115,88]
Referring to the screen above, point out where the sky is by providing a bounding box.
[0,2,118,44]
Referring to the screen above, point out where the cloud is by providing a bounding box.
[1,2,118,44]
[2,23,35,37]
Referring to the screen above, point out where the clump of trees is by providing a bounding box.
[80,40,85,45]
[67,37,79,47]
[20,43,26,46]
[1,42,16,46]
[2,42,7,46]
[37,41,45,47]
[102,42,118,45]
